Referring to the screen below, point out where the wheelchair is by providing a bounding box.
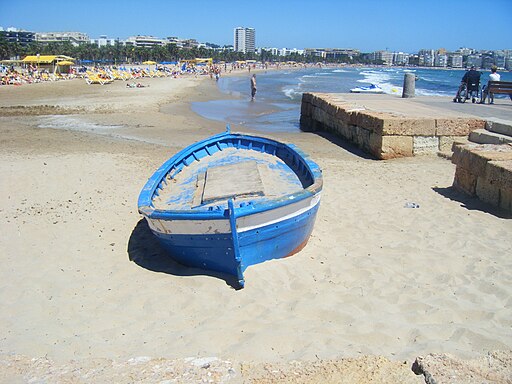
[454,80,481,103]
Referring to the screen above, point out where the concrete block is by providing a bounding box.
[499,187,512,211]
[486,160,512,190]
[369,133,383,158]
[436,118,486,136]
[356,112,389,134]
[413,136,439,155]
[452,144,512,176]
[485,119,512,137]
[379,135,413,159]
[440,136,468,152]
[340,123,354,141]
[334,106,355,125]
[354,126,371,149]
[312,107,328,124]
[476,177,500,207]
[325,102,338,118]
[469,129,512,145]
[300,101,311,117]
[301,92,313,104]
[453,167,477,195]
[382,118,437,136]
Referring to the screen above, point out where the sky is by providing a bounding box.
[1,0,511,53]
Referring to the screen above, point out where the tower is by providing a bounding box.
[234,27,255,54]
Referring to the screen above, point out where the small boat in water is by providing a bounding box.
[138,128,322,288]
[350,84,384,94]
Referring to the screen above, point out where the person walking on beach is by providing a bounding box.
[250,74,257,101]
[480,66,500,104]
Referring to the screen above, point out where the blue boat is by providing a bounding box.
[137,128,322,288]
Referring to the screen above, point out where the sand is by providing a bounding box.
[0,73,511,383]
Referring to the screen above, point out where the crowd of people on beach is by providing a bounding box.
[0,60,313,87]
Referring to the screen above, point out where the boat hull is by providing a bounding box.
[138,130,323,288]
[146,192,320,286]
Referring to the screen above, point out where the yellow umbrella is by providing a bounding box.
[57,60,75,65]
[142,60,156,65]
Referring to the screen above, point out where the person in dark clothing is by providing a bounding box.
[453,66,481,103]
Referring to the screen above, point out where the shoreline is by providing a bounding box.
[0,74,510,382]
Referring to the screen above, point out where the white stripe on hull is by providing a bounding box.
[237,193,321,233]
[146,192,321,236]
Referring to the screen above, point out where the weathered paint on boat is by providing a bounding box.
[138,129,322,288]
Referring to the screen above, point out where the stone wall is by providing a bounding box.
[452,142,512,212]
[300,92,484,160]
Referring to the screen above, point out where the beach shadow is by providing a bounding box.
[127,219,242,289]
[433,186,512,219]
[300,124,376,160]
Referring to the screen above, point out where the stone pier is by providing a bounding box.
[300,92,485,160]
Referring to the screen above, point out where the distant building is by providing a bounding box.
[304,48,359,60]
[466,54,482,68]
[181,39,200,49]
[91,35,118,47]
[481,54,495,69]
[36,31,89,46]
[126,35,164,48]
[234,27,255,54]
[165,36,183,48]
[393,52,409,65]
[259,47,279,56]
[448,54,463,68]
[493,50,506,69]
[304,48,327,59]
[278,48,304,57]
[418,49,435,67]
[456,47,475,56]
[0,27,35,46]
[434,54,448,67]
[374,50,393,65]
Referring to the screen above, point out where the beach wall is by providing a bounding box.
[299,92,485,160]
[451,142,512,212]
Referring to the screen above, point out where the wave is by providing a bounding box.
[333,69,349,73]
[379,82,402,95]
[415,88,452,97]
[357,72,391,85]
[282,85,302,100]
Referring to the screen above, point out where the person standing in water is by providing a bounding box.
[250,74,257,101]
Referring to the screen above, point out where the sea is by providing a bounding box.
[191,67,512,133]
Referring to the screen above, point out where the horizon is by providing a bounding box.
[1,0,511,53]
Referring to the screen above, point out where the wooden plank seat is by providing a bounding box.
[487,81,512,95]
[196,161,265,206]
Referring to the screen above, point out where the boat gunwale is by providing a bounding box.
[138,131,323,220]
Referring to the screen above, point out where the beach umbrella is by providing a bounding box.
[142,61,156,65]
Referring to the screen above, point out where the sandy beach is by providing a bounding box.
[0,73,511,383]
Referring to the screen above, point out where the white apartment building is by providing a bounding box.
[36,31,89,46]
[448,54,463,68]
[234,27,255,54]
[126,35,164,48]
[91,35,117,47]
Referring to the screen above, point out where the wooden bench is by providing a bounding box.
[481,81,512,104]
[487,81,512,96]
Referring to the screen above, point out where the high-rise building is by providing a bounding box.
[234,27,255,54]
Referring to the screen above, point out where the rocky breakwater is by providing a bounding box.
[300,92,485,160]
[452,142,512,212]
